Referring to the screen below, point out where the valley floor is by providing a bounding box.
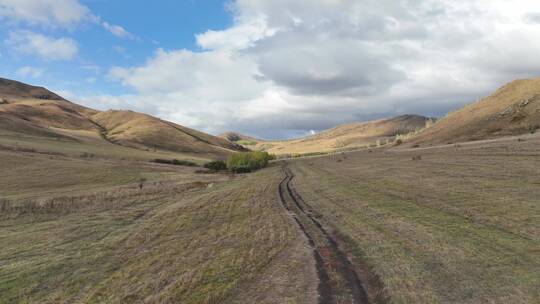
[288,135,540,303]
[1,134,539,303]
[0,151,317,304]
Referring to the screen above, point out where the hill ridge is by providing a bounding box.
[0,77,243,159]
[407,77,540,146]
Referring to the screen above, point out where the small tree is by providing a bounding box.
[226,151,274,173]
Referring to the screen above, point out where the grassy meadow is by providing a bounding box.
[288,136,540,303]
[0,159,317,303]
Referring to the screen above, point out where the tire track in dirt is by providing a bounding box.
[278,164,369,304]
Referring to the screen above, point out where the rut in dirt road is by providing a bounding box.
[278,165,369,304]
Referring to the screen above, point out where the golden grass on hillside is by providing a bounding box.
[0,129,220,165]
[237,115,430,155]
[408,77,540,146]
[0,77,242,161]
[92,110,241,158]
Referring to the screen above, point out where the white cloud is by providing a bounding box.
[102,22,138,40]
[0,0,92,27]
[103,0,540,138]
[6,30,78,60]
[196,17,275,50]
[16,66,44,78]
[109,48,265,97]
[0,0,137,40]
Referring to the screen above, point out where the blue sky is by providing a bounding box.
[1,0,232,96]
[1,1,540,139]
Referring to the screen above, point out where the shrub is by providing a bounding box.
[153,159,198,167]
[226,133,241,141]
[204,160,227,171]
[138,177,147,190]
[395,139,403,145]
[226,151,273,173]
[80,152,95,158]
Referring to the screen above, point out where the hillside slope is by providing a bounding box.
[408,77,540,146]
[0,77,64,100]
[0,78,241,159]
[235,115,432,155]
[92,110,244,156]
[0,78,99,139]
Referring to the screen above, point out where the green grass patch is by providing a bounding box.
[236,140,257,146]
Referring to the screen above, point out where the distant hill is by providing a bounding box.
[92,110,244,155]
[407,77,540,146]
[228,114,432,155]
[0,77,243,159]
[0,78,65,101]
[0,78,99,140]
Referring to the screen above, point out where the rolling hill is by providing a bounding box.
[407,77,540,146]
[92,110,244,155]
[223,115,433,155]
[0,77,242,160]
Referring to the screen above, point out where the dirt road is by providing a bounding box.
[278,164,370,304]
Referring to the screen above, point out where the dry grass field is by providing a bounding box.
[0,158,317,303]
[0,147,222,200]
[2,133,538,303]
[288,134,540,303]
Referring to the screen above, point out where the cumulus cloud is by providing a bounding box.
[6,30,78,60]
[16,66,44,78]
[196,17,275,50]
[0,0,92,27]
[0,0,137,40]
[105,0,540,138]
